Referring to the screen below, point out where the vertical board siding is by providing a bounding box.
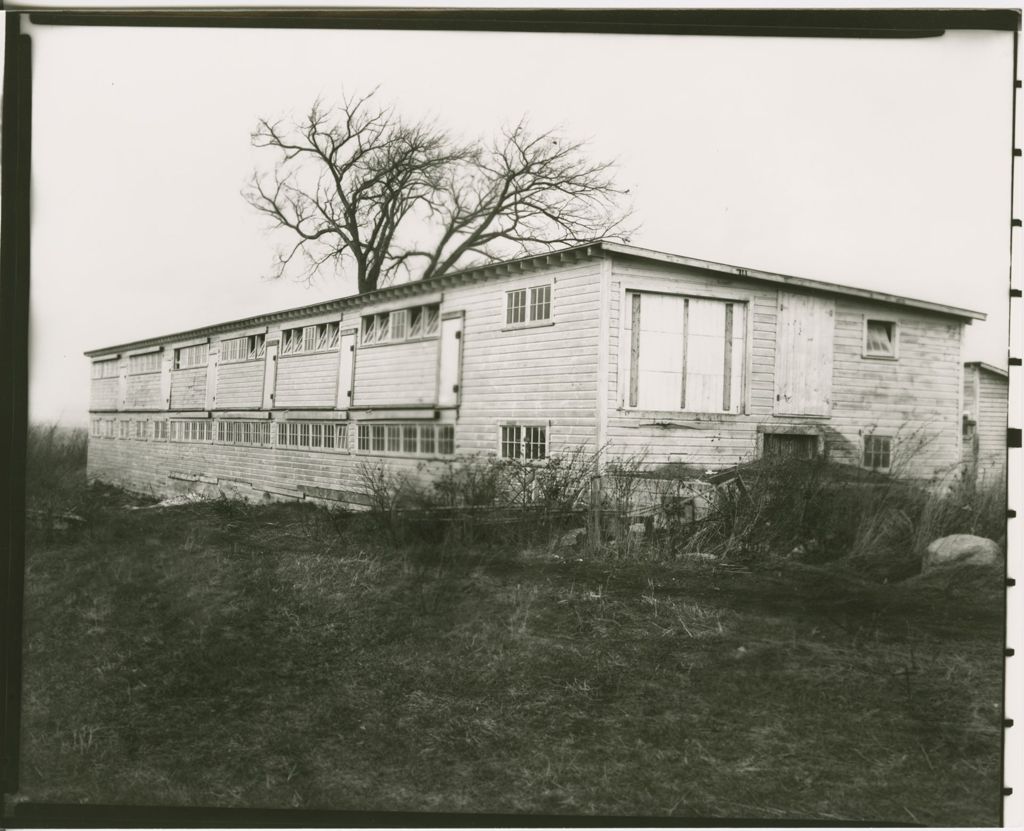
[353,339,438,406]
[126,375,161,409]
[774,292,834,416]
[89,378,119,411]
[217,361,265,409]
[169,368,207,410]
[976,370,1008,481]
[275,352,339,408]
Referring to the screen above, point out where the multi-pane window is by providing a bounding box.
[281,323,340,355]
[625,292,746,414]
[102,419,116,439]
[154,420,169,441]
[174,343,208,370]
[216,420,272,447]
[506,285,552,326]
[91,359,119,379]
[362,304,440,345]
[864,319,897,359]
[90,419,102,438]
[134,420,148,440]
[129,352,161,374]
[277,421,348,451]
[169,419,213,442]
[500,425,547,460]
[221,334,266,363]
[118,420,131,439]
[863,435,893,471]
[356,422,455,456]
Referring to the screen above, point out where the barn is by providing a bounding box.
[961,361,1009,485]
[85,242,985,506]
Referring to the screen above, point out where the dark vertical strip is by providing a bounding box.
[723,303,733,412]
[680,298,689,410]
[1,13,32,797]
[628,293,641,408]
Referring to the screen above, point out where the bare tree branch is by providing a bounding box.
[245,91,635,292]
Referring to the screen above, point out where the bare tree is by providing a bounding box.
[245,91,633,293]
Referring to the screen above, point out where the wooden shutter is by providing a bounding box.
[774,292,834,416]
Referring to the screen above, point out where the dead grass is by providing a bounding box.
[18,482,1004,824]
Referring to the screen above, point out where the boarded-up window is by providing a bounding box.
[763,433,819,460]
[91,359,119,379]
[129,353,161,374]
[774,293,835,416]
[625,292,745,413]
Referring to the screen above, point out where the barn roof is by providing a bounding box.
[84,241,986,357]
[965,361,1009,379]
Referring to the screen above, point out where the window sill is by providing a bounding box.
[219,358,266,365]
[354,450,455,460]
[128,371,162,377]
[619,408,745,420]
[278,349,340,359]
[502,320,554,332]
[860,353,898,362]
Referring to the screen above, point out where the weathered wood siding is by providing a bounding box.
[774,292,834,416]
[353,340,438,407]
[444,259,604,456]
[275,352,339,408]
[89,377,119,411]
[216,361,264,410]
[125,374,162,410]
[976,368,1008,482]
[169,368,207,410]
[828,300,962,477]
[604,257,963,479]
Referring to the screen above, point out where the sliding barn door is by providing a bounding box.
[774,292,834,416]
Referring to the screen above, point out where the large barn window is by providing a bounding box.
[355,422,454,457]
[505,285,552,327]
[91,359,119,379]
[863,318,898,359]
[361,304,440,345]
[154,420,169,441]
[221,334,266,363]
[624,292,746,413]
[174,343,208,370]
[281,323,340,355]
[129,353,161,374]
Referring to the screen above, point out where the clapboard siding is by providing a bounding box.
[829,300,961,477]
[354,339,438,406]
[126,374,161,409]
[217,360,264,409]
[89,377,119,411]
[275,352,339,408]
[976,368,1008,481]
[86,420,444,506]
[169,368,206,410]
[447,260,603,455]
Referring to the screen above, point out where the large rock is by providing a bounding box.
[922,534,1001,572]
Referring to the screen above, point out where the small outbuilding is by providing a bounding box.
[962,361,1008,485]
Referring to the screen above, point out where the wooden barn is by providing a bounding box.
[961,361,1009,484]
[85,242,985,506]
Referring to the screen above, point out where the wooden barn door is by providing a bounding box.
[774,292,834,416]
[437,313,464,408]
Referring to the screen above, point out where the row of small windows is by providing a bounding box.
[356,423,455,457]
[282,323,340,356]
[90,417,453,457]
[222,334,267,363]
[362,304,440,345]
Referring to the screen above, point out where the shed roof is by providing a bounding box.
[85,241,986,357]
[965,361,1009,379]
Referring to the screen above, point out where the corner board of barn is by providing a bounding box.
[84,241,994,508]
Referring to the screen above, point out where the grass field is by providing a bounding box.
[19,471,1005,824]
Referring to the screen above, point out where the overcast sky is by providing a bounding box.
[26,20,1015,426]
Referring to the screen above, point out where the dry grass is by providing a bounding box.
[19,488,1003,823]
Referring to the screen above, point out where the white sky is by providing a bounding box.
[26,21,1015,426]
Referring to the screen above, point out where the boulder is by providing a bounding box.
[922,534,1001,572]
[557,528,586,549]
